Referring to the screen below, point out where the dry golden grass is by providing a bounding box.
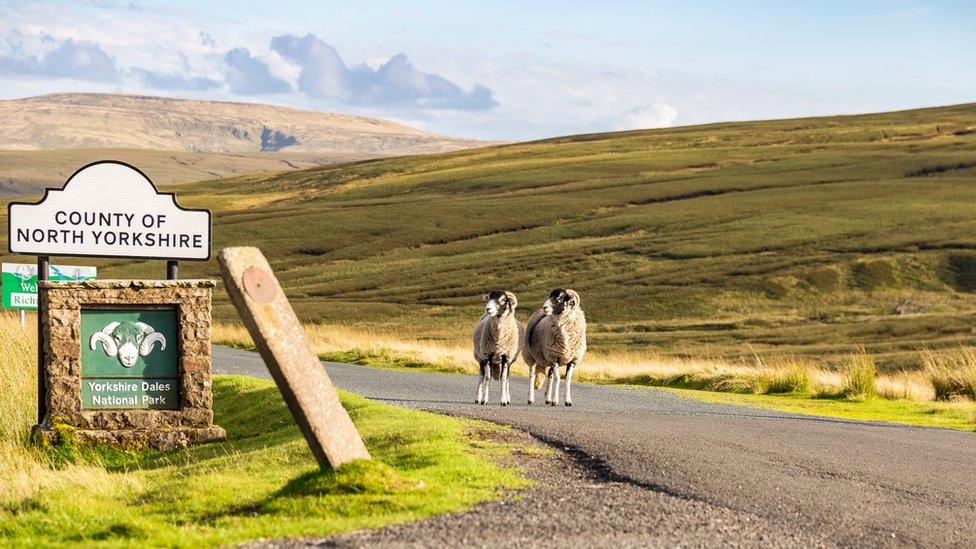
[842,349,878,398]
[923,347,976,401]
[213,322,476,372]
[212,322,934,401]
[0,312,132,505]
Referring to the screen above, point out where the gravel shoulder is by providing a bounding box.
[244,429,829,548]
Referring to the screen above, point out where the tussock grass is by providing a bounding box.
[214,322,474,375]
[923,347,976,401]
[664,387,976,431]
[876,371,933,402]
[842,349,878,398]
[753,355,812,394]
[214,322,936,401]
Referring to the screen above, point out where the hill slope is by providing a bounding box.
[0,93,485,154]
[0,93,489,194]
[6,104,976,368]
[0,148,374,196]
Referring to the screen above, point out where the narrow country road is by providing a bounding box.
[214,346,976,547]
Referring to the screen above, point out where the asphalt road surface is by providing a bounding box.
[215,346,976,547]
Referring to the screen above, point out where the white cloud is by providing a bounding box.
[0,37,118,81]
[613,102,679,131]
[223,47,291,95]
[270,34,497,111]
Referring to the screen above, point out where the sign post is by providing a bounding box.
[9,161,221,449]
[37,256,47,425]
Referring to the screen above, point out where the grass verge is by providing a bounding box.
[1,314,529,548]
[1,376,529,548]
[658,387,976,431]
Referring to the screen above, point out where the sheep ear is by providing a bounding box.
[482,293,490,303]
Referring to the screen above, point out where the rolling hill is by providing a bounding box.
[0,148,376,196]
[5,103,976,369]
[0,93,488,193]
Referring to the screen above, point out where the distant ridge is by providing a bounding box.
[0,93,487,155]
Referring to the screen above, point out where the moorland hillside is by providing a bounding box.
[6,103,976,368]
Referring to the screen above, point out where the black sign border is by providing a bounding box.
[7,160,213,261]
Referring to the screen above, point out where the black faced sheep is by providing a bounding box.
[522,288,587,406]
[472,290,524,405]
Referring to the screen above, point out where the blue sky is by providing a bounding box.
[0,0,973,140]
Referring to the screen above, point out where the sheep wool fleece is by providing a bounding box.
[473,313,521,380]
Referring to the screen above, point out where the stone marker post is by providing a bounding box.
[219,246,370,469]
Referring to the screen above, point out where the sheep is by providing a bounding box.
[472,290,524,405]
[90,321,167,368]
[522,288,587,406]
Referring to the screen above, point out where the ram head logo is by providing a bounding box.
[89,321,167,368]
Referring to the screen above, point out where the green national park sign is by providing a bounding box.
[81,309,179,410]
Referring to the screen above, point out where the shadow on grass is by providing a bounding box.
[189,459,424,525]
[275,460,417,497]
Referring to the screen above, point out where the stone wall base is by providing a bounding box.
[33,424,226,451]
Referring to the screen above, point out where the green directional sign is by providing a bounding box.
[1,263,96,309]
[80,308,180,410]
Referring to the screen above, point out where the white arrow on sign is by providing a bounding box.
[7,161,211,260]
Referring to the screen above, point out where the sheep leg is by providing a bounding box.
[550,363,561,406]
[544,365,555,405]
[527,363,536,405]
[481,353,493,405]
[500,357,510,406]
[564,361,577,406]
[476,360,487,404]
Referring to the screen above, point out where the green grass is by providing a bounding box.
[0,148,372,196]
[319,349,471,375]
[0,375,528,548]
[659,387,976,431]
[3,104,976,370]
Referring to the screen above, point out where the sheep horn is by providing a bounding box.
[566,289,581,308]
[90,330,119,357]
[140,331,167,356]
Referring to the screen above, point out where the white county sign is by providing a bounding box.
[8,161,211,260]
